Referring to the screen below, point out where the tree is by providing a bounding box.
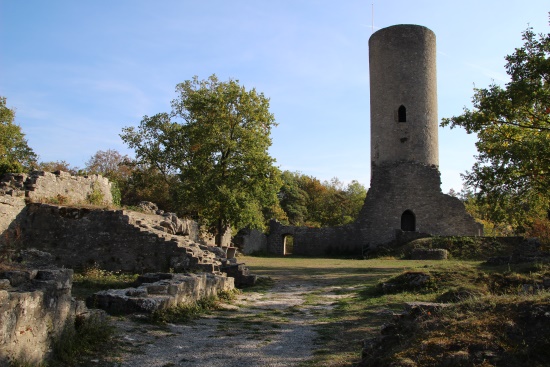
[121,75,281,243]
[277,171,367,227]
[278,171,310,225]
[85,149,133,182]
[37,160,79,175]
[0,96,38,175]
[441,24,550,234]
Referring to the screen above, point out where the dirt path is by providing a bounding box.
[107,271,347,367]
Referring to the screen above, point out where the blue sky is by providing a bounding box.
[1,1,548,193]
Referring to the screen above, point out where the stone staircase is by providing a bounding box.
[122,209,256,287]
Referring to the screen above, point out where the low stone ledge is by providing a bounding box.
[88,272,234,314]
[411,248,448,260]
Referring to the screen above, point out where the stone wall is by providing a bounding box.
[0,194,26,244]
[1,171,113,249]
[25,171,113,205]
[17,203,214,273]
[0,266,78,365]
[266,220,360,256]
[233,228,267,255]
[0,174,28,246]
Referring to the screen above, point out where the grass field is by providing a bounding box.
[240,256,550,367]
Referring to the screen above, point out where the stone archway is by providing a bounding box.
[283,234,294,255]
[401,210,415,232]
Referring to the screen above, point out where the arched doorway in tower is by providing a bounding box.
[283,234,294,255]
[401,210,416,231]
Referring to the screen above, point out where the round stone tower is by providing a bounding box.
[369,24,439,168]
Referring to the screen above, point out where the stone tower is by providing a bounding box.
[264,24,482,256]
[356,24,482,248]
[369,24,438,169]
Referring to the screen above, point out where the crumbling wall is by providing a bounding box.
[0,174,27,246]
[17,203,215,273]
[1,171,113,248]
[0,194,26,244]
[25,171,113,205]
[266,220,361,256]
[233,228,267,255]
[0,266,78,365]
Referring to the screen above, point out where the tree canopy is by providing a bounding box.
[278,171,367,227]
[121,75,280,241]
[0,96,38,175]
[441,24,550,233]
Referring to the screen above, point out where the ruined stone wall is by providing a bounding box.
[25,171,113,205]
[1,174,28,245]
[17,203,201,273]
[266,220,361,256]
[1,171,113,248]
[0,267,77,365]
[233,228,267,255]
[0,194,26,244]
[260,163,481,255]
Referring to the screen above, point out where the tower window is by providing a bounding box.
[398,105,407,122]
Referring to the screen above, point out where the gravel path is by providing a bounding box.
[106,275,344,367]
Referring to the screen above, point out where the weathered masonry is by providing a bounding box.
[256,24,482,256]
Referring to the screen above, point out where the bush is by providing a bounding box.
[86,183,104,205]
[110,181,121,207]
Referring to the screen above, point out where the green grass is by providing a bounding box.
[240,256,550,367]
[72,265,139,300]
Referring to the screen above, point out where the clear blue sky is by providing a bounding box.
[1,1,548,193]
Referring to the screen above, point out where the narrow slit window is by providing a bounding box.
[398,105,407,122]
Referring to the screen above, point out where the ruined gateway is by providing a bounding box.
[254,24,482,256]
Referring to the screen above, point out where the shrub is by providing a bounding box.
[110,181,121,207]
[86,183,104,205]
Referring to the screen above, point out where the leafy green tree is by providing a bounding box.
[121,162,178,212]
[441,25,550,234]
[342,179,368,223]
[278,171,310,225]
[121,75,280,243]
[277,171,367,227]
[0,96,38,175]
